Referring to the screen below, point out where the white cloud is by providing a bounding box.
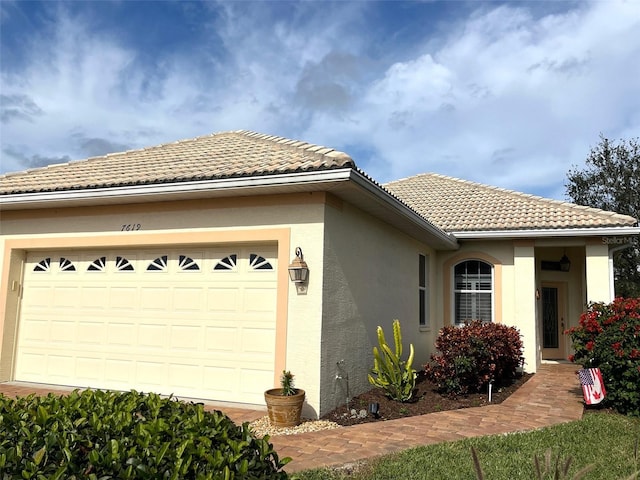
[1,1,639,201]
[301,1,640,198]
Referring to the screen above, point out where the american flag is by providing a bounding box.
[577,368,606,405]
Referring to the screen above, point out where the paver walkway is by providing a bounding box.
[0,364,583,474]
[271,363,584,472]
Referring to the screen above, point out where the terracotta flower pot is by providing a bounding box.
[264,388,306,427]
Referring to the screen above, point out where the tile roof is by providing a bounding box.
[384,173,637,231]
[2,131,635,233]
[0,130,355,195]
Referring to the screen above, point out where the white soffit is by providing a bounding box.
[0,170,354,208]
[453,227,640,239]
[0,168,459,250]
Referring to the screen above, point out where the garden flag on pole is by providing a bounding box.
[577,368,606,405]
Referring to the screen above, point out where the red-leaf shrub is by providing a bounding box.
[424,321,524,395]
[567,297,640,416]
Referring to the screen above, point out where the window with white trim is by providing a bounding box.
[454,260,493,325]
[419,254,429,327]
[214,254,237,271]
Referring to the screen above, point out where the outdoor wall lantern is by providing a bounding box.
[559,254,571,272]
[288,247,309,290]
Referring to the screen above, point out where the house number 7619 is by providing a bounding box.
[121,224,142,231]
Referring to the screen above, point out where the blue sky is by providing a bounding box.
[1,1,639,200]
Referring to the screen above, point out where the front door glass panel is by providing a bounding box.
[542,286,559,349]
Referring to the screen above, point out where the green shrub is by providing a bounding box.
[567,297,640,416]
[368,319,417,402]
[0,389,290,479]
[425,320,524,395]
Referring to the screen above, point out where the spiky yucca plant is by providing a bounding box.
[280,370,297,396]
[368,319,416,402]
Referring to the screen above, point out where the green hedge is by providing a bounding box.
[0,389,289,479]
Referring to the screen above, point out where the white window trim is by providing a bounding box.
[419,253,430,329]
[451,259,495,325]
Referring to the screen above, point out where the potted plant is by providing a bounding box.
[264,370,306,427]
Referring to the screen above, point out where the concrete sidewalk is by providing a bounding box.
[0,364,583,474]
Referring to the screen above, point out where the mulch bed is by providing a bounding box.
[321,371,533,426]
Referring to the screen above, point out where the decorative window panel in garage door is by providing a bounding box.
[15,246,278,405]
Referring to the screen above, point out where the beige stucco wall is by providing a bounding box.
[436,238,614,374]
[437,242,546,370]
[585,241,612,303]
[0,241,25,381]
[0,193,330,415]
[537,245,587,361]
[0,239,4,285]
[1,193,621,416]
[282,214,325,419]
[437,240,572,374]
[319,198,437,416]
[436,241,512,328]
[512,242,537,371]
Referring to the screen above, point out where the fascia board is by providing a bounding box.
[452,226,640,239]
[348,170,458,249]
[0,169,355,208]
[0,166,459,249]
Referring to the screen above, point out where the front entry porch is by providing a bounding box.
[535,240,613,365]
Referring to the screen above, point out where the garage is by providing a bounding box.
[14,245,278,405]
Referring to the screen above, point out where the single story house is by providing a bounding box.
[1,130,638,418]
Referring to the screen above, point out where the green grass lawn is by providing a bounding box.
[295,412,640,480]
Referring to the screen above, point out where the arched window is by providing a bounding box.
[147,255,168,271]
[34,257,51,272]
[88,257,107,272]
[178,255,200,271]
[249,253,273,270]
[214,254,237,271]
[454,260,493,325]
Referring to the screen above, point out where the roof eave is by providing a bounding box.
[0,170,355,209]
[0,168,459,250]
[347,170,458,250]
[452,226,640,239]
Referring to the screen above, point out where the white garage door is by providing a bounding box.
[15,246,277,405]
